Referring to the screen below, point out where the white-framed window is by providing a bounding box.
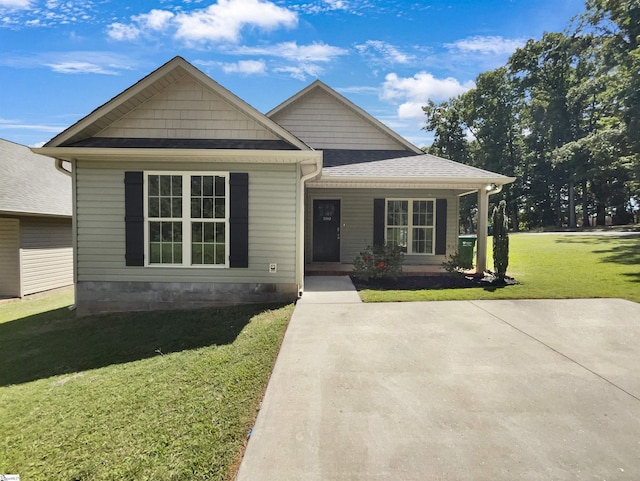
[145,172,229,267]
[386,199,435,255]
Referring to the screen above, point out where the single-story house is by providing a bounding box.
[0,139,73,298]
[35,56,514,315]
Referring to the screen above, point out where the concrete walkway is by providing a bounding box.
[237,278,640,480]
[297,276,362,304]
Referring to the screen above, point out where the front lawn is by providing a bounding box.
[358,233,640,303]
[0,292,292,481]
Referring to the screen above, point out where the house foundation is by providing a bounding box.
[76,281,298,316]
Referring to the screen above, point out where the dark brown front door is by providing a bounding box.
[313,199,340,262]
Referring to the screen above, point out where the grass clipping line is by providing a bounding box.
[0,301,293,481]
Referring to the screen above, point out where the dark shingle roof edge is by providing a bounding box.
[64,137,300,150]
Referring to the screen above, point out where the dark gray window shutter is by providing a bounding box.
[373,198,385,247]
[124,171,144,266]
[229,173,249,268]
[435,199,447,255]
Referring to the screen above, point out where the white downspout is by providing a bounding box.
[476,183,503,274]
[296,157,322,297]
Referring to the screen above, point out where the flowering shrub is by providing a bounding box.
[352,244,404,282]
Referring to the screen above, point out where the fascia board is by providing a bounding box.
[32,147,323,164]
[310,175,516,187]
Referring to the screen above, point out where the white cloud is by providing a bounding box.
[229,42,346,80]
[107,0,297,44]
[0,118,65,132]
[174,0,297,43]
[233,41,347,62]
[445,35,526,56]
[0,51,135,75]
[381,72,475,119]
[273,63,324,81]
[221,59,266,74]
[356,40,414,65]
[133,9,174,31]
[45,61,120,75]
[1,1,99,27]
[106,22,140,41]
[0,0,32,9]
[324,0,347,9]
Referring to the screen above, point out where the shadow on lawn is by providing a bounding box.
[0,303,285,387]
[554,235,640,276]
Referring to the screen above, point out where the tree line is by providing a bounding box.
[422,0,639,230]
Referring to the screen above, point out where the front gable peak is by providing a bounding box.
[268,80,422,153]
[45,57,310,150]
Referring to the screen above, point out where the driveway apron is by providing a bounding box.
[236,278,640,481]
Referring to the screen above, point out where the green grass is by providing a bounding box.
[359,233,640,303]
[0,291,293,480]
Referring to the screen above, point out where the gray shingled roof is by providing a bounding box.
[322,149,419,167]
[64,137,299,150]
[322,153,512,181]
[0,139,72,217]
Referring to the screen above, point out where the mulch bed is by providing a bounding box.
[350,272,519,291]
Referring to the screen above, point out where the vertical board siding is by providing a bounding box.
[0,218,20,297]
[271,89,405,150]
[97,78,280,141]
[306,188,459,265]
[76,161,298,283]
[19,217,73,295]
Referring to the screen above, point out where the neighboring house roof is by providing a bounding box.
[45,56,311,151]
[268,80,423,154]
[0,138,72,217]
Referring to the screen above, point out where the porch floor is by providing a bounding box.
[305,263,448,276]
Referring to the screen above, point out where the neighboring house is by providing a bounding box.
[0,139,73,298]
[35,57,514,315]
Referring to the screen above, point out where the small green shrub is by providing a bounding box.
[493,200,509,279]
[353,245,404,282]
[442,252,473,273]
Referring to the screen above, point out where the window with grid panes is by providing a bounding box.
[145,173,228,266]
[385,199,435,254]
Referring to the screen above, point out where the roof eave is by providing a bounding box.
[32,147,323,164]
[308,175,516,190]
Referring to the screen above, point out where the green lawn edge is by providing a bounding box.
[358,234,640,303]
[0,296,293,481]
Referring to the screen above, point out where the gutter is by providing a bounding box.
[296,156,323,297]
[55,158,72,176]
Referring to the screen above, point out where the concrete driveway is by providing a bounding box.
[236,278,640,480]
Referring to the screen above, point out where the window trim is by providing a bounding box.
[384,198,436,255]
[143,171,230,268]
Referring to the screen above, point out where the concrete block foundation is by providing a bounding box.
[76,280,298,316]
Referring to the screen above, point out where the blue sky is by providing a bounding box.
[1,0,586,148]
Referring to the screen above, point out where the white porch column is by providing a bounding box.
[476,187,489,274]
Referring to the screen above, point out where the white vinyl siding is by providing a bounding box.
[270,89,405,150]
[306,188,459,266]
[97,78,280,141]
[0,218,20,297]
[20,217,73,296]
[76,160,298,284]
